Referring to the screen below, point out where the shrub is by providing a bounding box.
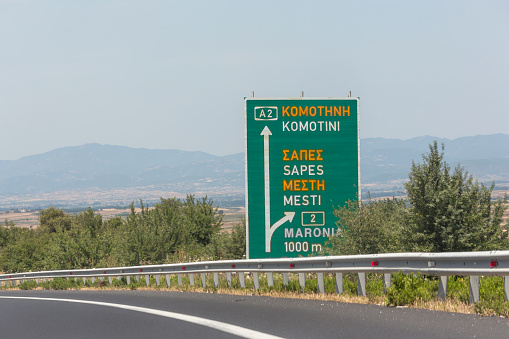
[386,272,436,306]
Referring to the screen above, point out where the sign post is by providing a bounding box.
[245,97,360,259]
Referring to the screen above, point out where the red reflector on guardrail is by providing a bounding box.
[372,261,379,267]
[181,267,185,270]
[139,269,143,272]
[103,271,106,274]
[231,264,236,268]
[289,263,295,268]
[69,272,72,275]
[490,261,498,267]
[8,276,11,279]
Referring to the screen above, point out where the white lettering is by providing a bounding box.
[305,228,312,237]
[284,228,294,238]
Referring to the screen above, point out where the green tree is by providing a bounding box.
[114,199,192,266]
[325,197,407,255]
[206,219,246,260]
[182,195,223,246]
[0,227,49,273]
[38,207,72,234]
[405,141,508,252]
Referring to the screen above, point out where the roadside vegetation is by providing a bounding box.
[2,272,507,317]
[325,141,508,256]
[1,142,508,316]
[0,195,245,273]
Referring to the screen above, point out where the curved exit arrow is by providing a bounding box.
[261,126,295,252]
[266,212,296,252]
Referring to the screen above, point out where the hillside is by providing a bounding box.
[361,134,509,196]
[1,134,508,209]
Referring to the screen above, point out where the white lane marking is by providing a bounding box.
[0,296,285,339]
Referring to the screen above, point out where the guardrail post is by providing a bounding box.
[253,272,260,290]
[335,273,343,295]
[126,276,131,285]
[226,272,232,288]
[469,276,479,304]
[156,275,160,286]
[298,273,305,293]
[189,274,195,287]
[201,273,207,287]
[213,273,219,288]
[267,273,274,288]
[505,277,509,302]
[135,275,140,283]
[177,274,183,286]
[100,277,104,283]
[239,272,245,288]
[317,273,325,294]
[283,273,289,286]
[145,275,150,287]
[165,274,171,287]
[383,273,391,293]
[91,277,95,284]
[108,276,113,286]
[437,276,448,300]
[82,277,86,285]
[357,273,366,296]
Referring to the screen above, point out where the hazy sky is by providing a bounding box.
[1,1,508,160]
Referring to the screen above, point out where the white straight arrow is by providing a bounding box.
[261,126,272,241]
[261,126,295,253]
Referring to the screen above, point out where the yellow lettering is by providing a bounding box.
[283,149,290,161]
[299,149,308,160]
[283,180,293,191]
[290,106,298,117]
[290,150,299,161]
[343,106,350,116]
[325,106,332,116]
[334,106,341,116]
[316,150,323,161]
[282,106,289,116]
[299,107,308,116]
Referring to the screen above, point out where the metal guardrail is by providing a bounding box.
[1,251,509,304]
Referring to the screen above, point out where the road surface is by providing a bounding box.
[0,290,507,338]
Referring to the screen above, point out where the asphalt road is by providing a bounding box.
[0,290,507,338]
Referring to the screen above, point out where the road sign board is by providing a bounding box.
[245,97,360,259]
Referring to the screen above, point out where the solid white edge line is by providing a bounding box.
[0,296,285,339]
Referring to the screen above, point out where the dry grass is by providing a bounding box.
[3,280,479,316]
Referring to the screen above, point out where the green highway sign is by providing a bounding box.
[245,97,360,259]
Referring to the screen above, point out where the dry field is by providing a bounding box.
[2,190,507,229]
[1,206,245,230]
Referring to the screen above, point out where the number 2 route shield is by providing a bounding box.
[245,98,360,259]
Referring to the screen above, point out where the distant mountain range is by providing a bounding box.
[0,144,243,194]
[1,134,508,208]
[361,134,509,191]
